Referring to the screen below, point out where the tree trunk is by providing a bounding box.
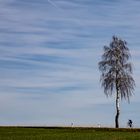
[115,90,120,128]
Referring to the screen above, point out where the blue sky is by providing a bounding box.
[0,0,140,127]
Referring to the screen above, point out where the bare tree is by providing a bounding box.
[98,36,135,128]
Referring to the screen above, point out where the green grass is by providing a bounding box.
[0,127,140,140]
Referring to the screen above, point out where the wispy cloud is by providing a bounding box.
[0,0,140,126]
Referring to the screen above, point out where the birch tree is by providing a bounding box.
[98,36,135,128]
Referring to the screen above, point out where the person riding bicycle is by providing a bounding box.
[128,119,133,128]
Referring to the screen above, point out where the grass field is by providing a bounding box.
[0,127,140,140]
